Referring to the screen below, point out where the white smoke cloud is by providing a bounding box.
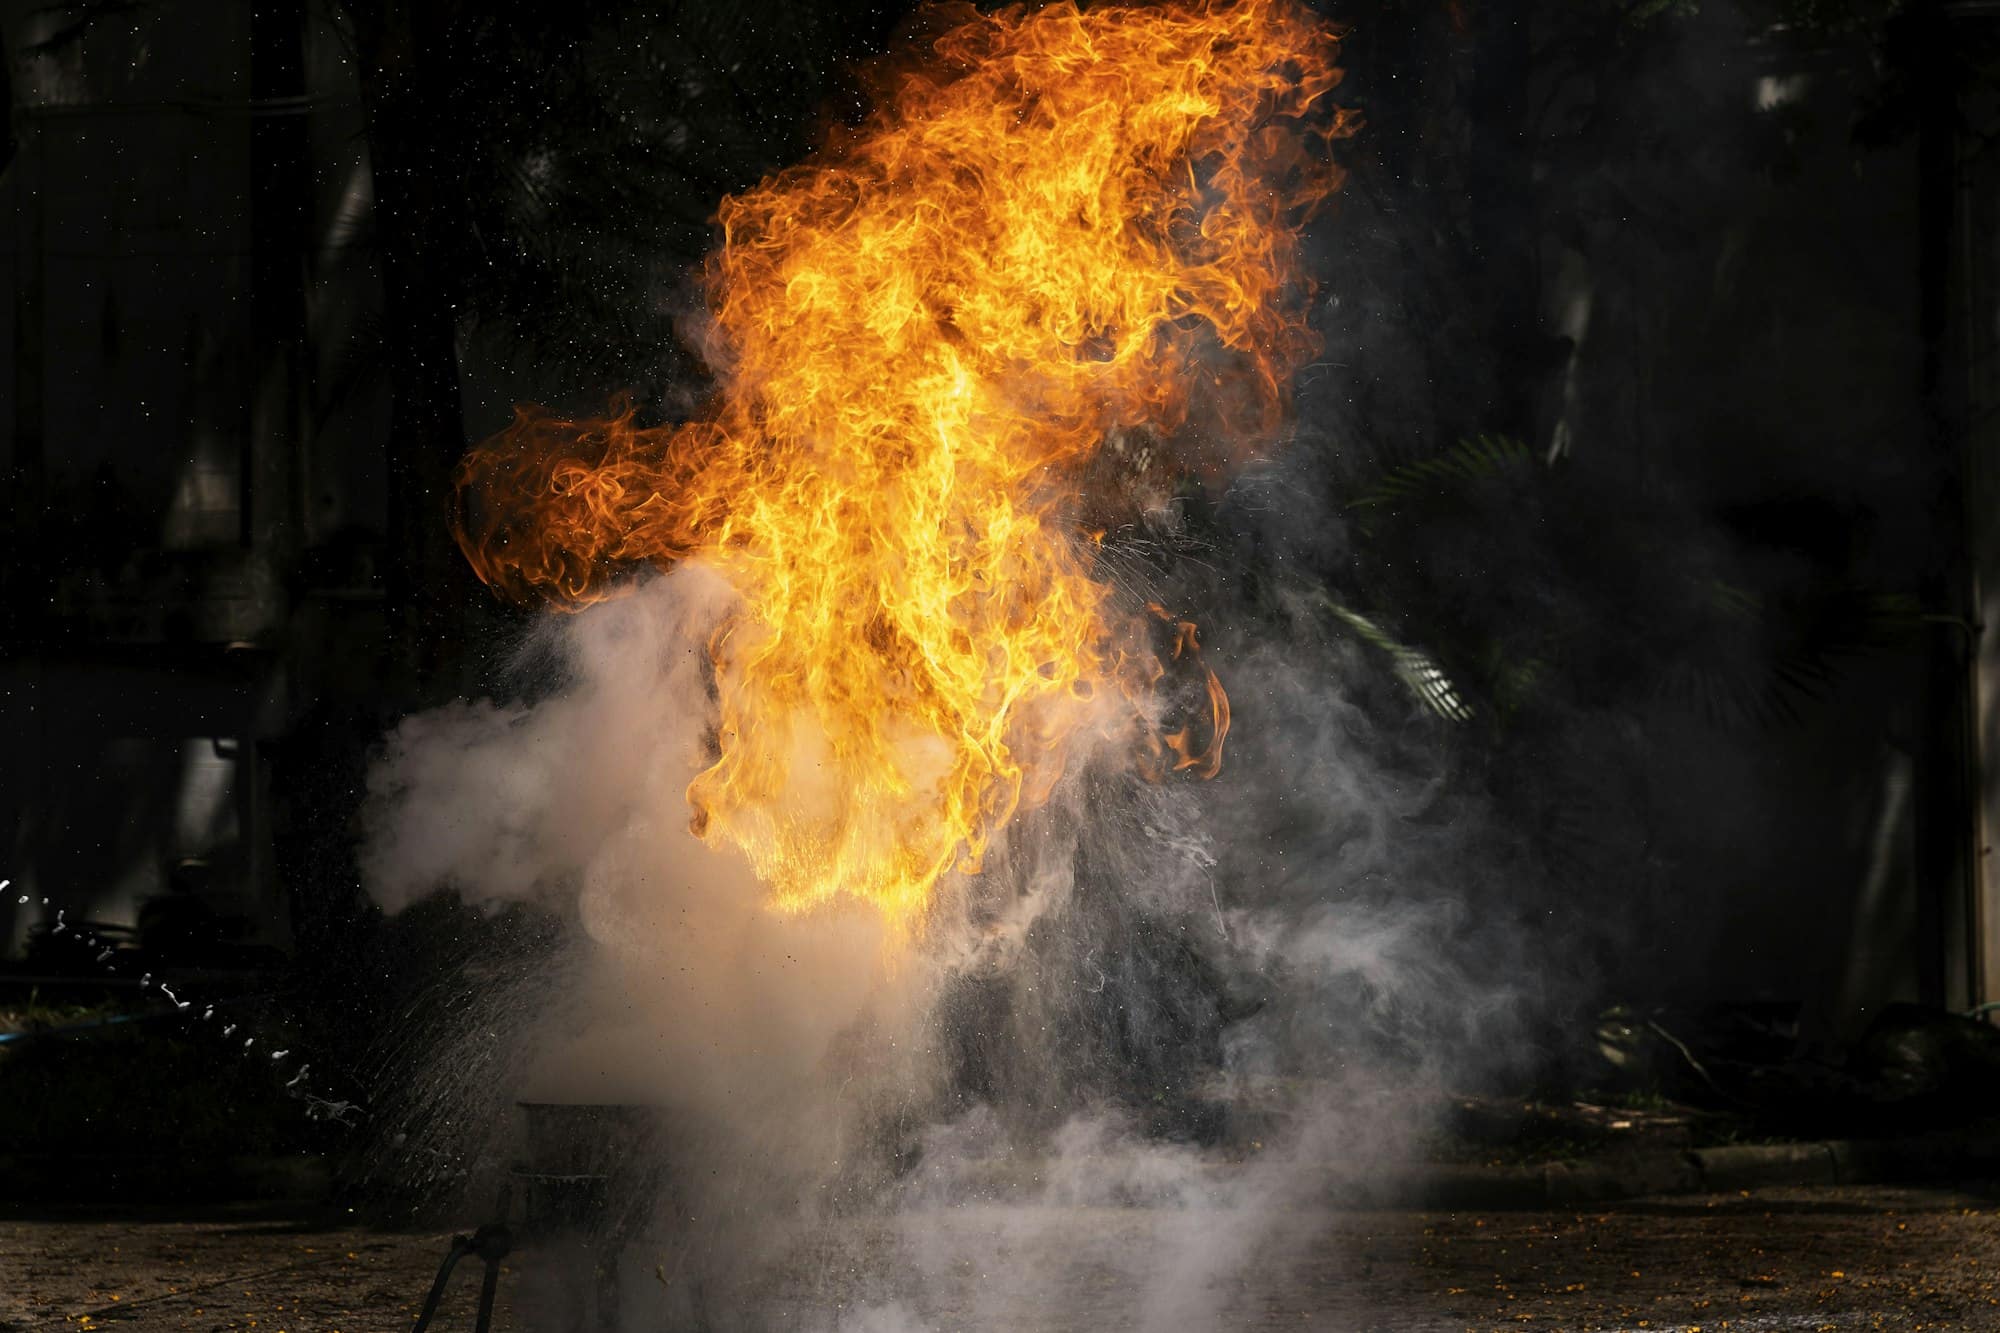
[361,569,938,1278]
[356,527,1528,1330]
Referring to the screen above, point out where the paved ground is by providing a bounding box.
[4,1184,1999,1330]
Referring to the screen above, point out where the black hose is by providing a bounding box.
[409,1239,470,1333]
[411,1223,512,1333]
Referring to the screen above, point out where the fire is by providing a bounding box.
[452,0,1345,926]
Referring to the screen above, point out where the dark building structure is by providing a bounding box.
[2,0,389,956]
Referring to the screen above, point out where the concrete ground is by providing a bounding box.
[3,1183,1998,1331]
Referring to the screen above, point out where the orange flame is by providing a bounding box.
[452,0,1346,926]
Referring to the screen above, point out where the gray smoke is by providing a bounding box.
[358,472,1526,1329]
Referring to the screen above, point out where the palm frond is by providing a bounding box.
[1655,587,1927,731]
[1346,435,1540,533]
[1308,592,1475,723]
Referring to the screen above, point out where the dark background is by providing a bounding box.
[4,0,2000,1130]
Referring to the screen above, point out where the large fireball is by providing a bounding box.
[451,0,1346,926]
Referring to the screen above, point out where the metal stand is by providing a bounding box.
[410,1222,513,1333]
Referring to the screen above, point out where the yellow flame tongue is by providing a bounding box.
[452,0,1347,928]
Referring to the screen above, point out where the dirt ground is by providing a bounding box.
[4,1183,1998,1331]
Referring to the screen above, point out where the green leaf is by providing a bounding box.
[1345,435,1540,535]
[1309,592,1475,724]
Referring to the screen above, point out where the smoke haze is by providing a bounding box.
[355,4,1534,1326]
[357,508,1533,1331]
